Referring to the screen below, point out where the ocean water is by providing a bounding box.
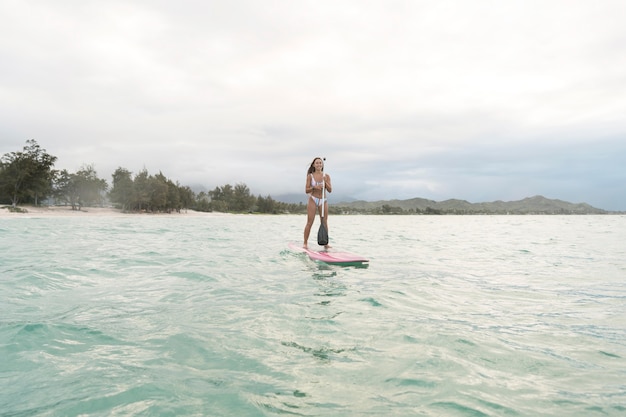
[1,214,625,417]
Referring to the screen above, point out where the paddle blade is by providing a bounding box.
[317,223,329,246]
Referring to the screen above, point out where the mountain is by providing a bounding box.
[332,195,609,214]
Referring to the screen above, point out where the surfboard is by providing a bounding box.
[288,242,369,265]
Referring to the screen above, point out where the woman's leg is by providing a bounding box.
[303,197,317,247]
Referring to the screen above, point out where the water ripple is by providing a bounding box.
[1,215,625,416]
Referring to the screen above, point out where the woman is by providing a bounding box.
[303,157,332,248]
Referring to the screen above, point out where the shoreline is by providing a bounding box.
[0,205,231,218]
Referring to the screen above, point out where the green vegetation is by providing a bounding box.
[193,184,305,214]
[108,167,195,213]
[2,140,613,215]
[1,139,303,214]
[0,139,57,207]
[334,196,610,215]
[54,165,108,210]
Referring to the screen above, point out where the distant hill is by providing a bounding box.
[332,195,610,214]
[273,193,308,204]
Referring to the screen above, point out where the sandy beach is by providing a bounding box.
[0,205,230,218]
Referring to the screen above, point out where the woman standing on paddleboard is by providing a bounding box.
[303,157,332,248]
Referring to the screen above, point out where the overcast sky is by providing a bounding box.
[2,0,625,210]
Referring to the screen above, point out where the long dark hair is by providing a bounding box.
[307,157,324,174]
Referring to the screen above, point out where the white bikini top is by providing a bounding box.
[310,174,324,187]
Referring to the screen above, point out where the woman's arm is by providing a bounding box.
[324,174,332,193]
[305,175,312,194]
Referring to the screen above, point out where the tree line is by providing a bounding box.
[1,139,305,214]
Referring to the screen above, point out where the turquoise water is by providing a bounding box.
[1,214,625,416]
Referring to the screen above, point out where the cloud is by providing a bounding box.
[1,0,625,210]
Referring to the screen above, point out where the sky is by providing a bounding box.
[1,0,625,210]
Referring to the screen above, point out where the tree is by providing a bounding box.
[193,191,212,212]
[109,167,134,211]
[257,194,277,213]
[147,173,168,212]
[232,183,255,212]
[132,169,150,211]
[53,169,80,209]
[52,165,108,210]
[73,164,108,208]
[166,179,181,212]
[209,184,233,211]
[382,204,403,214]
[0,139,57,206]
[109,167,195,213]
[178,185,195,212]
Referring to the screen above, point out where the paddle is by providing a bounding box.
[317,157,329,246]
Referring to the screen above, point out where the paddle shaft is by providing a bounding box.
[317,158,329,246]
[321,158,326,218]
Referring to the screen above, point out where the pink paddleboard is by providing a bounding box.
[288,242,369,265]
